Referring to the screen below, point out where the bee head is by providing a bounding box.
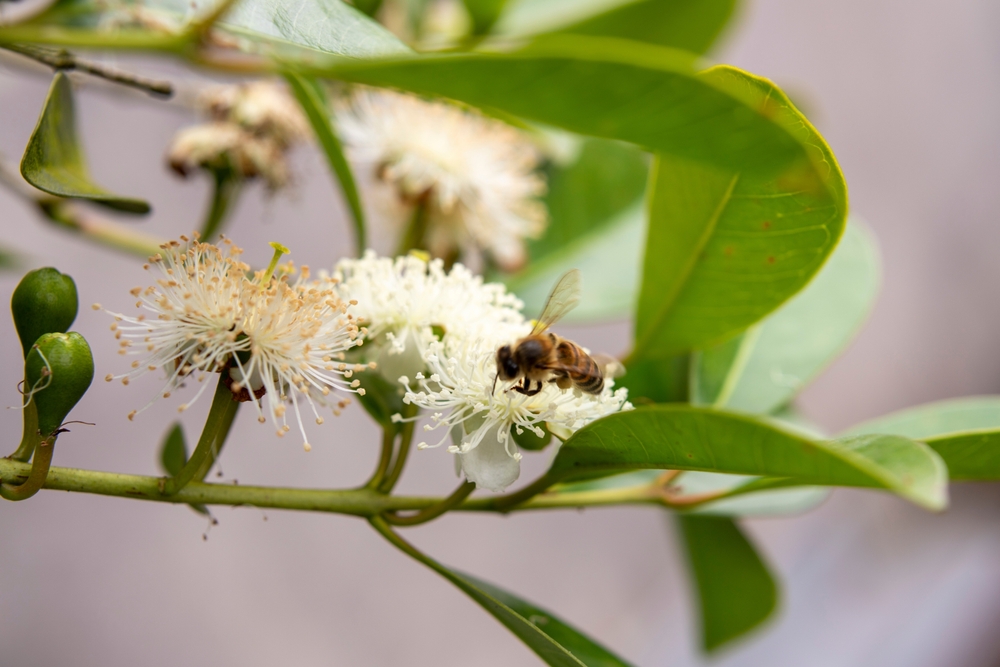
[495,344,520,381]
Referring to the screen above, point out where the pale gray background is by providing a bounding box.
[2,1,1000,665]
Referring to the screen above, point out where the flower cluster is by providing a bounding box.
[336,252,630,492]
[102,237,365,450]
[336,88,548,272]
[167,80,310,191]
[331,251,525,384]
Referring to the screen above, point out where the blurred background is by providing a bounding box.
[3,0,1000,665]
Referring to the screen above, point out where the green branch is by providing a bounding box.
[0,455,741,515]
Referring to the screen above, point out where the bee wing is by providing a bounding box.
[592,353,625,380]
[530,269,582,335]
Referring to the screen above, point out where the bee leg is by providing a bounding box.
[512,378,530,395]
[523,380,543,397]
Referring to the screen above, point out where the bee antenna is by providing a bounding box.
[491,372,499,396]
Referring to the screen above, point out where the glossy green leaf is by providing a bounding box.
[547,406,947,509]
[846,397,1000,481]
[284,72,366,254]
[495,0,737,54]
[311,37,835,185]
[553,0,737,54]
[846,397,1000,440]
[373,519,634,667]
[21,73,150,214]
[222,0,409,58]
[692,217,880,412]
[630,66,846,360]
[676,514,778,652]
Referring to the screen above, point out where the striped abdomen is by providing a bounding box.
[556,340,604,394]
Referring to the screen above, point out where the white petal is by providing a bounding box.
[459,429,520,492]
[375,329,425,385]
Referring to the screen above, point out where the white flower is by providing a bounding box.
[331,251,525,383]
[337,88,547,271]
[102,237,365,450]
[231,269,367,449]
[401,335,632,492]
[167,80,309,191]
[200,81,311,148]
[102,237,249,412]
[167,122,290,189]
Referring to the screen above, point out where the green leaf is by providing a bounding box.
[630,66,846,359]
[618,353,691,404]
[20,73,151,214]
[547,406,948,509]
[310,37,837,186]
[462,0,509,34]
[531,138,648,261]
[552,0,738,54]
[846,397,1000,481]
[504,139,646,322]
[508,201,644,323]
[159,422,188,477]
[692,217,880,412]
[284,72,366,255]
[676,514,778,652]
[846,397,1000,440]
[495,0,737,54]
[222,0,409,58]
[372,518,634,667]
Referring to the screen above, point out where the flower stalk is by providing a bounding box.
[162,375,240,495]
[381,480,476,526]
[0,435,55,501]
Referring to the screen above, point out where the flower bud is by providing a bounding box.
[11,267,79,358]
[25,332,95,437]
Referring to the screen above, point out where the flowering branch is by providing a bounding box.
[0,456,739,516]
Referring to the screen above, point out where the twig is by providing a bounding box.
[1,43,173,97]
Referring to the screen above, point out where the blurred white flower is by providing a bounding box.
[103,238,365,450]
[166,80,309,191]
[337,88,547,271]
[200,81,311,147]
[401,336,632,492]
[332,251,525,383]
[167,122,290,189]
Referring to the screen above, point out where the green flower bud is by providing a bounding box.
[11,267,79,358]
[25,332,94,437]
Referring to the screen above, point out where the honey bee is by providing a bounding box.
[495,269,610,396]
